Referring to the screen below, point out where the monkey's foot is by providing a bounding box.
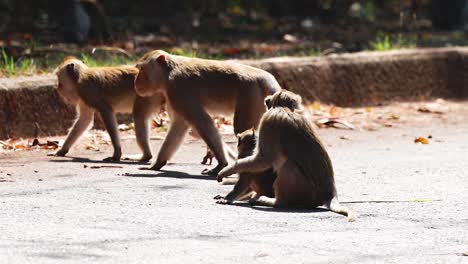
[103,156,121,162]
[201,150,214,165]
[122,154,152,162]
[140,160,167,171]
[48,149,67,157]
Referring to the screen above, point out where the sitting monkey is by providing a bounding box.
[218,90,356,221]
[215,128,276,204]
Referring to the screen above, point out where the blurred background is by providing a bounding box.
[2,0,468,76]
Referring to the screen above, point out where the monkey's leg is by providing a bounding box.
[186,107,228,176]
[98,106,122,162]
[233,90,266,134]
[216,177,252,204]
[147,117,189,170]
[128,98,155,162]
[51,104,94,157]
[249,196,277,207]
[217,155,272,182]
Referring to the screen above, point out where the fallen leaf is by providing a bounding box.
[414,137,429,144]
[316,117,355,130]
[118,123,134,131]
[84,144,100,151]
[365,107,373,113]
[388,113,400,120]
[283,34,298,43]
[329,106,338,117]
[223,47,241,55]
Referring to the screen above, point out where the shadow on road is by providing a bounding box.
[48,156,149,165]
[215,200,331,214]
[120,170,217,181]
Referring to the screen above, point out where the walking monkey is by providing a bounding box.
[52,57,163,161]
[134,50,281,175]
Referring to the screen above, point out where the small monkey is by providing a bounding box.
[215,128,276,204]
[52,57,164,161]
[218,90,356,221]
[134,50,281,175]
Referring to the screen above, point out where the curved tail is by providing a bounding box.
[324,197,356,222]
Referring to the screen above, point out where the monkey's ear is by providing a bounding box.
[66,63,79,81]
[156,54,168,65]
[264,96,272,109]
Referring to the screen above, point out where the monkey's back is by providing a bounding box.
[78,66,139,110]
[261,108,336,204]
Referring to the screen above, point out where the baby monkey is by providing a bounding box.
[52,57,164,161]
[218,90,356,221]
[215,128,276,204]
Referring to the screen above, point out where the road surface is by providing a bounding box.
[1,101,467,263]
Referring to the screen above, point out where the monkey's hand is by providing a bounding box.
[216,165,233,182]
[216,198,233,205]
[140,160,167,171]
[202,163,226,177]
[48,149,68,157]
[213,195,224,200]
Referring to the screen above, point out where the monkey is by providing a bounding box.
[214,128,276,204]
[51,56,164,161]
[134,49,281,175]
[217,90,356,221]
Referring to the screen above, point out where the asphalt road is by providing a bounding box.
[1,104,467,263]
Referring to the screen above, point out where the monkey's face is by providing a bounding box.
[135,55,168,97]
[237,129,257,155]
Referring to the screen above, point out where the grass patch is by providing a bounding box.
[369,33,417,51]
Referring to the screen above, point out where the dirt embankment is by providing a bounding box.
[1,47,467,139]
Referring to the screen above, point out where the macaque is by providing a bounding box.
[134,50,281,175]
[218,90,356,221]
[215,128,276,204]
[52,56,164,161]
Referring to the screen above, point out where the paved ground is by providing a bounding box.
[1,101,467,263]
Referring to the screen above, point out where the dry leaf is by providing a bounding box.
[84,144,100,151]
[365,107,373,113]
[329,106,338,117]
[283,34,298,43]
[316,118,355,130]
[118,123,134,131]
[388,113,400,120]
[414,137,429,144]
[310,102,321,111]
[223,47,241,55]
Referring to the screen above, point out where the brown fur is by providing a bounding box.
[134,50,281,175]
[218,90,356,221]
[215,129,276,204]
[52,57,164,161]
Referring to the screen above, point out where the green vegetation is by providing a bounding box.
[369,33,417,51]
[0,51,136,78]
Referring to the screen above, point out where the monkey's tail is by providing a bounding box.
[324,197,356,222]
